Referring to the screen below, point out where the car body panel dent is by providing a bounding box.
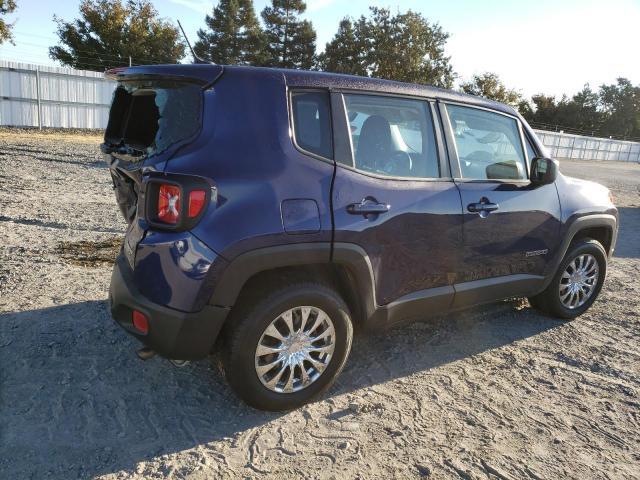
[134,230,227,312]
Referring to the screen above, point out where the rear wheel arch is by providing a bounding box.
[208,242,378,328]
[331,243,377,324]
[209,244,332,307]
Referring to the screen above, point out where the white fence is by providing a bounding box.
[534,129,640,162]
[0,61,115,129]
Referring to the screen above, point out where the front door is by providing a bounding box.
[331,92,463,312]
[440,103,561,307]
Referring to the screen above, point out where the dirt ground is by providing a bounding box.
[0,132,639,480]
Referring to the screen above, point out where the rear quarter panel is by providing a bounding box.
[162,68,335,262]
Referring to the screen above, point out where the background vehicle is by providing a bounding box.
[105,65,618,411]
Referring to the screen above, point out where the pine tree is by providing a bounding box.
[194,0,266,65]
[317,17,368,76]
[261,0,316,69]
[49,0,185,71]
[365,8,454,88]
[317,7,454,88]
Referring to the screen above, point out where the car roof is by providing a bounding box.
[112,63,517,117]
[224,65,518,117]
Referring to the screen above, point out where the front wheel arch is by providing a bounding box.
[569,225,614,255]
[539,214,616,293]
[530,237,607,319]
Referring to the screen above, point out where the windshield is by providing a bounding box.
[104,80,202,162]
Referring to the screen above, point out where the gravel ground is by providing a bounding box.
[0,131,639,479]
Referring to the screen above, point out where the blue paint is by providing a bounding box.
[106,64,618,360]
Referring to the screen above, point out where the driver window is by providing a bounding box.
[344,94,439,178]
[446,104,528,181]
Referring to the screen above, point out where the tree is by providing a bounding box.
[369,8,453,88]
[518,80,640,140]
[261,0,316,69]
[567,84,601,132]
[526,94,560,125]
[517,99,534,119]
[318,7,454,88]
[316,17,367,76]
[49,0,185,71]
[0,0,17,45]
[461,72,521,107]
[194,0,266,65]
[599,78,640,139]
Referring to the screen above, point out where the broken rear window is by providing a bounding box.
[104,80,202,161]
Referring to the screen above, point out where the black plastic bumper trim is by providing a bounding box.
[109,255,229,360]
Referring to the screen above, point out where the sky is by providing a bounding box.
[1,0,639,99]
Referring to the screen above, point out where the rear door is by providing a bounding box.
[440,102,561,306]
[331,92,463,310]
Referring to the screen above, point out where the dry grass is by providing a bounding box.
[56,238,122,267]
[0,127,103,145]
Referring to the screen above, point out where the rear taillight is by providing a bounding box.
[188,190,206,218]
[145,175,212,230]
[132,310,149,334]
[158,184,181,224]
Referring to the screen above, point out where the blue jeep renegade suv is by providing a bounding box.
[104,64,618,410]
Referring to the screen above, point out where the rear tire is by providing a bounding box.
[528,238,607,319]
[222,282,353,411]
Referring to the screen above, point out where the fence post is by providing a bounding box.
[35,68,42,130]
[569,135,576,160]
[593,139,600,161]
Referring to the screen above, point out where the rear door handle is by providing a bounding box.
[347,197,390,217]
[467,202,499,213]
[467,197,499,217]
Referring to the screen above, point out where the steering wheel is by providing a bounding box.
[381,151,413,176]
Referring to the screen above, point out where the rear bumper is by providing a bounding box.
[109,255,229,360]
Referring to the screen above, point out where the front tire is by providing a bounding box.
[222,282,353,411]
[529,238,607,319]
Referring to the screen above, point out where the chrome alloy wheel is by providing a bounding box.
[559,253,599,309]
[255,306,336,393]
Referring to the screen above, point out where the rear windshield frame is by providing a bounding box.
[104,78,204,162]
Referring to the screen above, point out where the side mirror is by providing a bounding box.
[530,157,558,185]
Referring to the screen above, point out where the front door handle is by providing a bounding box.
[347,197,390,218]
[467,197,499,217]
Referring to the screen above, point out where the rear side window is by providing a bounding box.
[344,94,439,178]
[446,104,528,180]
[291,91,333,159]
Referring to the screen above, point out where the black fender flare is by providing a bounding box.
[540,213,617,291]
[207,242,378,314]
